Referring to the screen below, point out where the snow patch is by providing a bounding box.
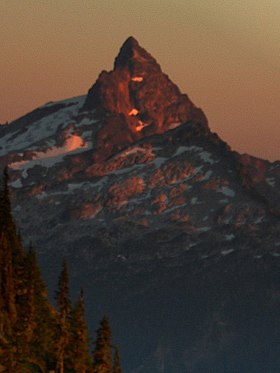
[224,234,235,241]
[42,95,85,108]
[10,135,90,176]
[174,146,201,156]
[76,117,99,126]
[0,95,86,156]
[191,197,197,205]
[174,146,189,156]
[90,176,109,190]
[117,254,127,262]
[36,192,47,200]
[198,151,216,164]
[221,248,235,255]
[203,170,213,181]
[67,181,93,191]
[174,146,216,167]
[254,216,264,224]
[152,157,167,168]
[112,164,144,175]
[197,227,211,232]
[266,177,275,187]
[218,186,235,197]
[121,146,154,158]
[10,179,23,188]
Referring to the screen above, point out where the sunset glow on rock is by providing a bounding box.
[128,108,139,116]
[64,134,84,152]
[131,76,143,82]
[135,122,145,132]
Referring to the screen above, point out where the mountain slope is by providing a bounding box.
[1,37,280,372]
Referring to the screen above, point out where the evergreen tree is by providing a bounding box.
[112,347,122,373]
[56,259,71,320]
[0,166,13,230]
[69,289,92,372]
[0,234,17,323]
[0,167,18,367]
[0,168,123,372]
[0,167,20,325]
[0,169,23,369]
[92,316,113,373]
[24,245,57,370]
[55,259,72,373]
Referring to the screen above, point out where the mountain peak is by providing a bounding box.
[119,35,140,49]
[114,36,160,73]
[83,37,208,160]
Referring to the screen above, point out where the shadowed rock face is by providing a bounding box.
[83,36,207,161]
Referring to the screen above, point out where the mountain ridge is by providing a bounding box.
[1,37,280,372]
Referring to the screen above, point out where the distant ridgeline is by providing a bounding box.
[0,168,122,372]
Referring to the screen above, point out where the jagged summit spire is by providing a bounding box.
[114,36,160,72]
[83,37,208,161]
[121,36,139,48]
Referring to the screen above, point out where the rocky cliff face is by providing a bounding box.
[1,37,280,372]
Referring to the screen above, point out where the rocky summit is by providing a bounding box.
[1,37,280,372]
[83,36,207,162]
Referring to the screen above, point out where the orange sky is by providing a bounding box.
[1,0,279,161]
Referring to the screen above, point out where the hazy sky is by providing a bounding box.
[1,0,279,161]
